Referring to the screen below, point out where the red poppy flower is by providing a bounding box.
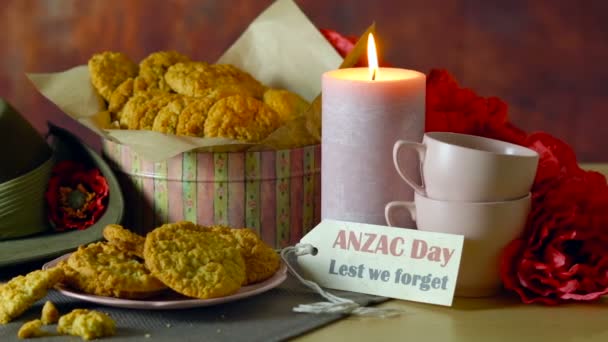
[45,160,109,231]
[500,170,608,304]
[320,28,391,68]
[320,28,358,59]
[425,69,526,145]
[525,132,583,186]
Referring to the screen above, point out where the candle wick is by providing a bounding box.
[372,68,376,81]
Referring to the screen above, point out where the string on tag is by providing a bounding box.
[280,243,402,318]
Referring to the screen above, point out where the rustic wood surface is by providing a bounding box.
[0,0,606,160]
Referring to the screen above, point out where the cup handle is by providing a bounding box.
[393,140,426,196]
[385,201,416,227]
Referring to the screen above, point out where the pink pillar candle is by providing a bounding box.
[321,67,425,227]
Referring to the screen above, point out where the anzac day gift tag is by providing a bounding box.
[281,219,464,316]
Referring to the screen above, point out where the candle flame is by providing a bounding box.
[367,33,379,81]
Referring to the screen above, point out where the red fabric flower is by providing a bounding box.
[45,160,109,231]
[525,132,583,186]
[426,69,526,145]
[500,170,608,304]
[319,28,390,68]
[320,28,358,59]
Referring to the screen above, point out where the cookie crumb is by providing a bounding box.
[17,319,47,339]
[41,301,59,324]
[57,309,115,340]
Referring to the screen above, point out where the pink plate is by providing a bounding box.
[42,253,288,310]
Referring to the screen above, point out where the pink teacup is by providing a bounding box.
[393,132,539,202]
[385,192,531,297]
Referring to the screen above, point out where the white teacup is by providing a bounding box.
[385,192,531,297]
[393,132,539,202]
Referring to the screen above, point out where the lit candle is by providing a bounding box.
[321,33,425,226]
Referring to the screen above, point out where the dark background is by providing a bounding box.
[1,0,606,161]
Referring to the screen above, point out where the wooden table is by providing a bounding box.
[296,163,608,342]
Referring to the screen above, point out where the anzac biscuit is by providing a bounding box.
[203,225,281,284]
[119,91,163,128]
[134,50,190,93]
[143,221,246,299]
[122,92,177,130]
[88,51,138,101]
[152,96,196,134]
[57,309,115,341]
[174,98,213,137]
[174,84,257,137]
[17,319,47,338]
[163,62,209,96]
[0,268,64,324]
[126,93,179,130]
[102,224,145,258]
[263,88,310,124]
[108,77,134,122]
[165,62,265,98]
[62,242,166,299]
[204,94,280,142]
[210,64,266,98]
[209,83,264,99]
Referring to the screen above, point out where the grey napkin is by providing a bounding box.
[0,260,387,342]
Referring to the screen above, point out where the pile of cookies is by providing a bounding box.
[62,222,281,299]
[0,222,280,339]
[89,50,310,142]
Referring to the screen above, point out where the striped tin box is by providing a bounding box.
[101,139,321,249]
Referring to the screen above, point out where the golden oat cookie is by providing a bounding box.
[263,88,310,124]
[204,94,281,142]
[102,224,145,258]
[41,301,59,325]
[174,98,213,137]
[88,51,138,101]
[143,221,246,299]
[152,96,196,134]
[210,83,264,99]
[119,91,164,128]
[174,84,257,137]
[165,62,265,98]
[17,319,47,339]
[210,64,266,98]
[203,225,280,284]
[108,77,134,122]
[0,268,64,324]
[134,50,190,93]
[125,93,179,130]
[62,242,166,299]
[57,309,115,341]
[164,61,210,96]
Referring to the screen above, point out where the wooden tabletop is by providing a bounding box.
[296,163,608,342]
[296,295,608,342]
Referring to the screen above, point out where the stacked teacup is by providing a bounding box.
[385,132,539,297]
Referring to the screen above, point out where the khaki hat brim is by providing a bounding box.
[0,124,124,267]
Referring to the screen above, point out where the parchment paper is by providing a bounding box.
[27,0,370,162]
